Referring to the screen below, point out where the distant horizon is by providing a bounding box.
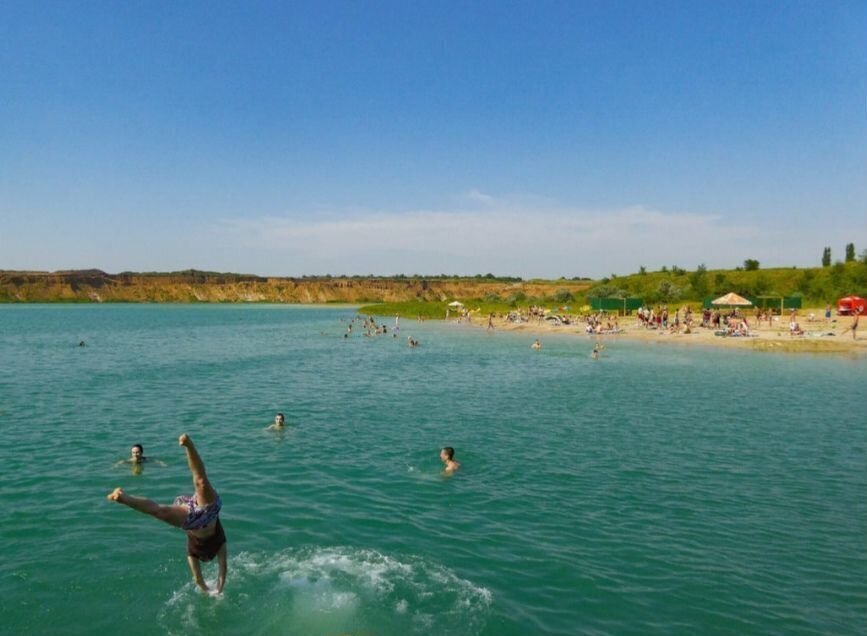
[3,256,862,282]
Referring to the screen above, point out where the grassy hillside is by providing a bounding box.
[586,262,867,306]
[3,263,864,311]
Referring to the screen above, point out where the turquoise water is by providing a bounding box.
[1,305,865,635]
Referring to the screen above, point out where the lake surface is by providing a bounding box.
[0,305,864,635]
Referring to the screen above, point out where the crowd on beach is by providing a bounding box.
[444,300,862,343]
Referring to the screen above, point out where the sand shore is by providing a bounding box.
[464,310,867,356]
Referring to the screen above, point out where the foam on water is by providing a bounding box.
[158,546,491,635]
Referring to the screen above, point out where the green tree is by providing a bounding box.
[743,259,760,271]
[822,247,831,267]
[554,289,574,303]
[845,243,855,262]
[689,265,708,297]
[592,285,625,298]
[638,266,647,275]
[656,280,681,302]
[507,291,526,306]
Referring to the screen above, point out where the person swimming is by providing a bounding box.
[440,446,461,474]
[114,444,166,468]
[107,434,227,594]
[408,336,420,347]
[266,412,286,430]
[531,339,542,350]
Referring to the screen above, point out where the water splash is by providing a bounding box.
[158,546,491,635]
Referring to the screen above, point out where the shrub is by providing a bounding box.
[554,289,574,303]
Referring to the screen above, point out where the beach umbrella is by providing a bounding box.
[447,301,464,308]
[711,292,752,307]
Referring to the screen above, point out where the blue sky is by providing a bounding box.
[1,1,865,278]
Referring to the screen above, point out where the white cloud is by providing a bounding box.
[210,194,823,277]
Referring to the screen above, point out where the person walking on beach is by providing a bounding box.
[841,308,861,340]
[107,434,227,594]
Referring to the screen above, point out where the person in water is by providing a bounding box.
[114,444,165,467]
[531,339,542,350]
[107,434,227,594]
[440,447,461,473]
[266,412,286,430]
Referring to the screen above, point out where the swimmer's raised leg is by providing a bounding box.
[106,487,187,528]
[179,434,218,506]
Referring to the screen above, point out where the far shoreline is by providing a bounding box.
[440,312,867,357]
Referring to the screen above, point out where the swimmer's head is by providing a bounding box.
[130,444,144,461]
[275,413,285,426]
[440,447,455,461]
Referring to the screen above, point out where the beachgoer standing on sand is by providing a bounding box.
[440,447,461,473]
[841,308,861,340]
[107,434,227,593]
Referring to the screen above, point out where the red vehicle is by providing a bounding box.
[837,296,866,316]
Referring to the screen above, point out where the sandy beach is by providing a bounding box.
[467,309,867,356]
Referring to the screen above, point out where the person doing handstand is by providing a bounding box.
[107,434,227,593]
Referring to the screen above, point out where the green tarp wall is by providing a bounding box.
[589,297,644,313]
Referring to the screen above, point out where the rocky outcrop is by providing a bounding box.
[0,270,591,303]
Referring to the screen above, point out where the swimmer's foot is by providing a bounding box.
[107,487,125,503]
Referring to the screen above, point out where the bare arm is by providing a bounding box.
[187,556,208,592]
[216,544,228,593]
